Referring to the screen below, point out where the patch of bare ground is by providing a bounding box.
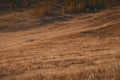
[0,5,120,80]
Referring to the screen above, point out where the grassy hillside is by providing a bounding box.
[0,5,120,80]
[0,0,119,80]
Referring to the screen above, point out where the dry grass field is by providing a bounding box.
[0,5,120,80]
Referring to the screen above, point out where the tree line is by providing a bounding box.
[0,0,118,16]
[34,0,116,16]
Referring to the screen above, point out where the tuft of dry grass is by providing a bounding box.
[2,62,120,80]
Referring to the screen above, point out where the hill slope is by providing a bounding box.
[0,5,120,80]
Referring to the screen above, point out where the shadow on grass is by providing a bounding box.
[0,13,73,32]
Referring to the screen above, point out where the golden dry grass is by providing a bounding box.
[0,5,120,80]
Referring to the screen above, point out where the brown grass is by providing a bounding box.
[0,4,120,80]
